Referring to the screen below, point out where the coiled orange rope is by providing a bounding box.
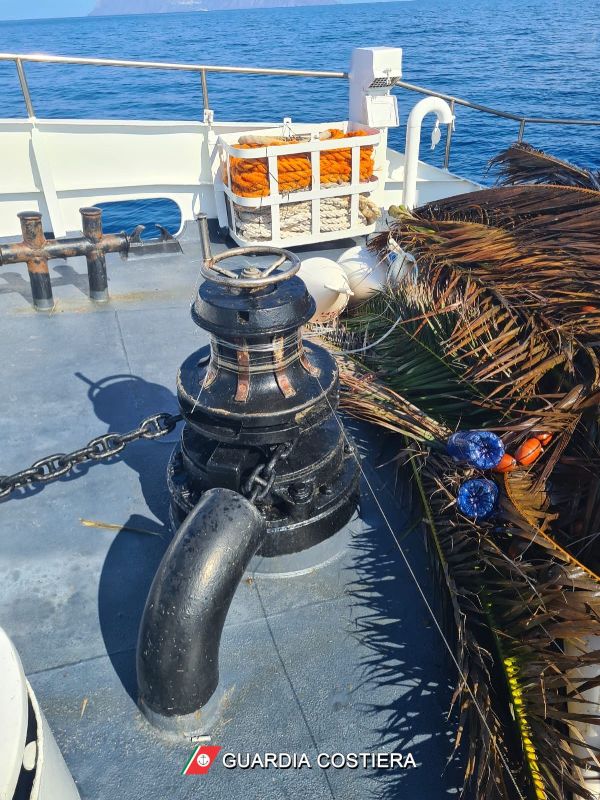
[228,129,374,198]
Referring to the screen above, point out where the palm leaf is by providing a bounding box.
[419,447,600,800]
[371,186,600,404]
[334,173,600,798]
[337,286,495,427]
[412,185,600,271]
[333,351,450,442]
[488,142,600,191]
[333,347,600,798]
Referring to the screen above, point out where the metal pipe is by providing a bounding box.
[0,52,347,79]
[15,59,34,117]
[0,207,129,308]
[80,207,109,302]
[517,119,526,143]
[403,96,455,210]
[3,52,599,133]
[17,211,52,311]
[443,98,455,169]
[396,80,600,128]
[522,116,600,126]
[200,69,209,110]
[136,488,266,734]
[395,79,524,122]
[196,213,212,262]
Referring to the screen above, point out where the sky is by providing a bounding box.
[0,0,95,20]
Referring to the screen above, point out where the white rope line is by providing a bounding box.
[305,298,404,355]
[314,373,526,800]
[211,332,299,353]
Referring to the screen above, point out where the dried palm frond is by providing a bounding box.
[334,353,450,442]
[370,186,600,404]
[411,446,600,800]
[411,185,600,269]
[328,172,600,799]
[488,142,600,191]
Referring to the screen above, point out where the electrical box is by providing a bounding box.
[364,94,399,128]
[350,47,403,91]
[349,47,402,130]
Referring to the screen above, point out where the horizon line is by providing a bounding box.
[0,0,414,24]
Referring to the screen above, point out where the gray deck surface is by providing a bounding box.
[0,224,460,799]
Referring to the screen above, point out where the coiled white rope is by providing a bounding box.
[234,195,380,241]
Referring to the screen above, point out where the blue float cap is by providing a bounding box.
[447,430,504,470]
[457,478,499,519]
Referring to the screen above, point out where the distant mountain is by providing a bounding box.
[89,0,339,13]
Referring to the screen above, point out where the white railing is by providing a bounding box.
[1,52,599,170]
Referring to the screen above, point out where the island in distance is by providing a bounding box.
[90,0,341,12]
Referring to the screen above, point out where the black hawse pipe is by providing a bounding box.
[136,488,265,734]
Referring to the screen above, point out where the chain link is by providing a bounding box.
[0,412,182,501]
[243,441,294,503]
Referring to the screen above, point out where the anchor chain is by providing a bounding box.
[0,412,182,500]
[243,441,294,503]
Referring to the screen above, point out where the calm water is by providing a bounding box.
[0,0,598,232]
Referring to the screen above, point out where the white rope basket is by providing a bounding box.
[213,121,382,247]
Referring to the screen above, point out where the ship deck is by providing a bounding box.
[0,223,459,799]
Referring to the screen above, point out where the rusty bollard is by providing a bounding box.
[16,211,53,311]
[80,207,109,303]
[0,207,130,311]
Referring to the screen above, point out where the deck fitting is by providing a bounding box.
[136,221,359,734]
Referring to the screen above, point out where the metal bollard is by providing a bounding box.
[0,207,130,310]
[80,207,109,302]
[17,211,53,311]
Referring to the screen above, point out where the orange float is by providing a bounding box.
[534,432,553,446]
[493,453,517,473]
[514,438,544,466]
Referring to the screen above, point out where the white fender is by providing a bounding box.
[337,245,388,304]
[0,627,80,800]
[298,257,353,323]
[338,242,417,304]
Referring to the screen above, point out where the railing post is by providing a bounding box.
[15,58,35,117]
[443,98,455,169]
[517,119,526,142]
[201,69,209,112]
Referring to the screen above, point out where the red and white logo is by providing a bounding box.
[182,745,222,775]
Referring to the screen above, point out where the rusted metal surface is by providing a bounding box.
[299,338,322,378]
[0,207,128,310]
[299,352,321,377]
[235,346,250,402]
[273,335,296,398]
[7,212,52,310]
[81,207,109,301]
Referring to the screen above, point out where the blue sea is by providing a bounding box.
[0,0,598,233]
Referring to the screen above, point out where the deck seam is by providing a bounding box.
[253,579,338,800]
[113,307,134,377]
[25,594,348,678]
